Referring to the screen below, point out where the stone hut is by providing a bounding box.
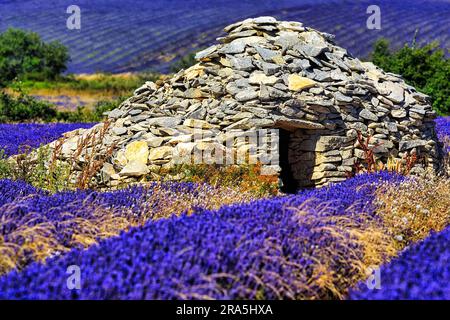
[40,17,443,192]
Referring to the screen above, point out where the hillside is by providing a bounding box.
[1,0,448,74]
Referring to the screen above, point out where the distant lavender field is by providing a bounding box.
[1,0,448,73]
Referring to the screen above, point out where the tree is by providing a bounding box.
[370,38,449,115]
[0,28,70,87]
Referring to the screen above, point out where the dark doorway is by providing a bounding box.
[279,129,298,193]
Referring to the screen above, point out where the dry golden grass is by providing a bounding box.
[74,73,139,81]
[375,176,450,246]
[291,204,397,300]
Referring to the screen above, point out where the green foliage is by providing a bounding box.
[8,144,72,192]
[0,149,13,179]
[9,73,159,95]
[25,145,72,192]
[57,97,125,122]
[170,52,197,73]
[13,72,159,95]
[0,87,124,123]
[0,28,70,87]
[371,38,450,115]
[0,91,57,123]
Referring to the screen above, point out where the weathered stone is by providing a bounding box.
[254,46,278,62]
[261,62,281,75]
[146,136,164,148]
[184,88,207,99]
[235,89,258,102]
[149,146,173,161]
[288,74,316,91]
[101,163,119,182]
[114,150,128,167]
[313,69,333,82]
[119,160,149,177]
[183,119,217,129]
[399,139,427,151]
[288,59,311,72]
[249,73,278,85]
[275,117,325,131]
[359,109,379,121]
[112,127,128,136]
[387,84,404,103]
[61,137,78,157]
[260,165,282,176]
[230,56,254,71]
[108,109,125,119]
[253,16,277,24]
[125,141,149,164]
[334,92,353,103]
[330,69,347,81]
[391,109,407,118]
[195,45,218,60]
[294,41,326,57]
[268,86,290,99]
[146,117,182,128]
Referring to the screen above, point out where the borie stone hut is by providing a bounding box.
[35,17,444,192]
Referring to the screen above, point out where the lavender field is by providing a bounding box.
[1,0,448,73]
[0,123,95,156]
[0,0,449,304]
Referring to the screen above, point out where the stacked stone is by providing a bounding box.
[38,16,443,189]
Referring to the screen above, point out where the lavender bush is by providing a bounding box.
[435,117,450,153]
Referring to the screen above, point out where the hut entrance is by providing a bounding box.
[279,129,298,193]
[278,129,316,193]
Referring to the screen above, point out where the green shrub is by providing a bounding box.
[371,38,449,115]
[0,88,125,123]
[0,28,69,87]
[170,52,198,73]
[26,145,72,192]
[0,91,57,123]
[0,149,13,179]
[56,97,126,122]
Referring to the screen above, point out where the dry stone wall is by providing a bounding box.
[33,17,444,190]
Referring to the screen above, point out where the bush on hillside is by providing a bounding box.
[57,97,125,123]
[371,38,449,115]
[0,28,70,86]
[0,90,123,123]
[0,91,57,123]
